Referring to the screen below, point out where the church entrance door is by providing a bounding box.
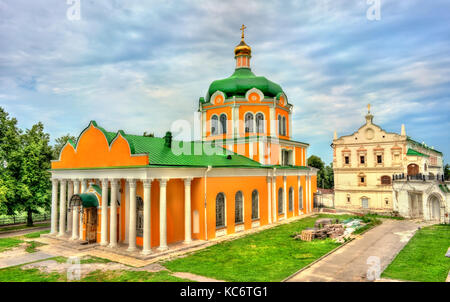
[85,208,97,243]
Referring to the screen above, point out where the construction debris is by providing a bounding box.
[294,218,365,242]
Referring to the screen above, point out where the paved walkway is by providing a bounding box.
[0,226,50,239]
[287,219,425,282]
[0,251,55,269]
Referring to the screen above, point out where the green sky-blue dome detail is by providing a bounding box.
[205,68,285,102]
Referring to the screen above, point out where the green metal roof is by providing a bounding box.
[90,127,262,168]
[205,68,285,103]
[406,148,429,157]
[77,193,99,208]
[407,137,442,155]
[91,184,102,195]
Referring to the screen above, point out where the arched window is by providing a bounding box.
[299,186,303,210]
[278,188,284,214]
[255,113,264,133]
[235,191,244,224]
[211,115,218,136]
[251,190,259,220]
[245,113,254,133]
[219,114,227,134]
[216,193,225,228]
[136,196,144,237]
[289,187,294,212]
[278,115,282,135]
[282,116,287,136]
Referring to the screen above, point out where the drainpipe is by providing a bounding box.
[204,165,212,241]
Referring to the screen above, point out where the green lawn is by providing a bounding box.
[163,214,374,282]
[382,224,450,282]
[0,255,191,282]
[0,237,24,252]
[23,230,50,238]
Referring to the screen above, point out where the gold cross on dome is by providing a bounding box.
[368,103,371,113]
[240,24,247,40]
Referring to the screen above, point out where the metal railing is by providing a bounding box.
[0,213,50,227]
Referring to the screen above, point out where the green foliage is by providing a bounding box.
[0,107,53,226]
[53,134,76,159]
[143,131,155,137]
[308,155,334,189]
[445,164,450,181]
[382,224,450,282]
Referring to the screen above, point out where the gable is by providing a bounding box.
[51,121,149,169]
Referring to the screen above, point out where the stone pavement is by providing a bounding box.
[0,251,55,269]
[0,226,50,239]
[287,219,425,282]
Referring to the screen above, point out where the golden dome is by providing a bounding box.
[234,24,251,57]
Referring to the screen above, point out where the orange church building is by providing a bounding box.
[49,28,318,255]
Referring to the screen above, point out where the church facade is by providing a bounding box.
[49,29,317,255]
[332,106,445,217]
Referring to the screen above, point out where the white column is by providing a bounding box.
[67,180,74,232]
[50,179,59,235]
[58,179,67,236]
[81,179,87,193]
[71,180,80,240]
[267,177,272,224]
[142,179,152,254]
[184,178,192,244]
[100,179,109,246]
[158,178,169,251]
[307,175,311,213]
[127,179,137,252]
[297,175,301,215]
[283,176,287,219]
[272,176,277,222]
[108,179,119,248]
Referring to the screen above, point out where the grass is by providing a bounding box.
[0,223,50,233]
[0,256,190,282]
[0,237,24,252]
[163,214,377,282]
[381,224,450,282]
[0,266,67,282]
[23,230,50,238]
[80,270,191,282]
[25,241,47,253]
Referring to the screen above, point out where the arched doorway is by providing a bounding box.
[407,164,419,176]
[428,195,441,221]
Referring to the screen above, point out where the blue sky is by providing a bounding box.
[0,0,449,164]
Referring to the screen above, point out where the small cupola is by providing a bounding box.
[234,24,252,69]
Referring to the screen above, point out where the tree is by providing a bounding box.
[445,164,450,181]
[307,155,334,189]
[14,123,53,226]
[0,107,21,215]
[53,134,76,159]
[143,131,154,137]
